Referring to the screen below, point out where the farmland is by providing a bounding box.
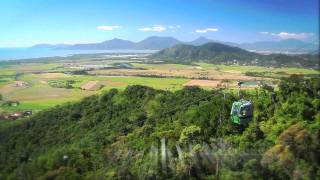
[0,54,318,115]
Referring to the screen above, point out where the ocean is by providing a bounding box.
[0,48,157,61]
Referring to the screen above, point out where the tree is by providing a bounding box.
[179,126,202,144]
[261,124,319,179]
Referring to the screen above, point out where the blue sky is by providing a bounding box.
[0,0,318,47]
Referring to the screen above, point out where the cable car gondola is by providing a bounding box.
[230,99,253,125]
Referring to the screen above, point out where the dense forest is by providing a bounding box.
[0,75,319,179]
[154,42,319,68]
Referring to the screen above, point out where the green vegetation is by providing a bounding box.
[0,118,28,129]
[154,43,257,64]
[196,62,319,74]
[48,80,77,89]
[154,42,319,68]
[0,75,319,179]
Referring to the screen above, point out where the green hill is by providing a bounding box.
[154,43,258,64]
[154,43,319,68]
[0,76,319,179]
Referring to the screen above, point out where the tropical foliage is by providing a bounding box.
[0,75,319,179]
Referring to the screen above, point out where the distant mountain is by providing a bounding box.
[30,37,318,54]
[66,38,135,50]
[188,37,213,46]
[154,42,319,68]
[186,37,238,47]
[58,36,181,50]
[135,36,181,49]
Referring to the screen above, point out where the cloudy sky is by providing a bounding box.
[0,0,318,47]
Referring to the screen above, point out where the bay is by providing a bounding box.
[0,48,157,61]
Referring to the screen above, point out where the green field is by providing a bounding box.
[0,59,318,114]
[0,72,188,112]
[196,62,318,74]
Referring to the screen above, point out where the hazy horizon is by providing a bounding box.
[1,35,319,49]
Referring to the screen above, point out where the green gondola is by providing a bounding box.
[230,99,253,125]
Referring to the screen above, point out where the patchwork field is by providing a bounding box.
[0,57,318,115]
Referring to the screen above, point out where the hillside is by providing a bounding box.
[154,42,319,68]
[154,43,258,64]
[0,75,319,179]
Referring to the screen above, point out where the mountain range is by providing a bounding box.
[31,36,318,54]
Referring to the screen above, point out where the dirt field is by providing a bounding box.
[184,80,221,88]
[223,70,242,74]
[90,68,256,81]
[38,73,70,79]
[39,80,48,84]
[0,81,28,94]
[81,81,102,91]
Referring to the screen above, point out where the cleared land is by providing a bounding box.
[81,81,102,91]
[184,80,221,88]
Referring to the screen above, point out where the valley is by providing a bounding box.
[0,51,317,116]
[0,36,319,180]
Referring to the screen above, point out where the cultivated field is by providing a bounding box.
[0,56,318,114]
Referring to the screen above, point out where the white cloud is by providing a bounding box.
[138,25,166,32]
[138,27,152,31]
[97,25,121,31]
[195,28,219,33]
[260,31,314,40]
